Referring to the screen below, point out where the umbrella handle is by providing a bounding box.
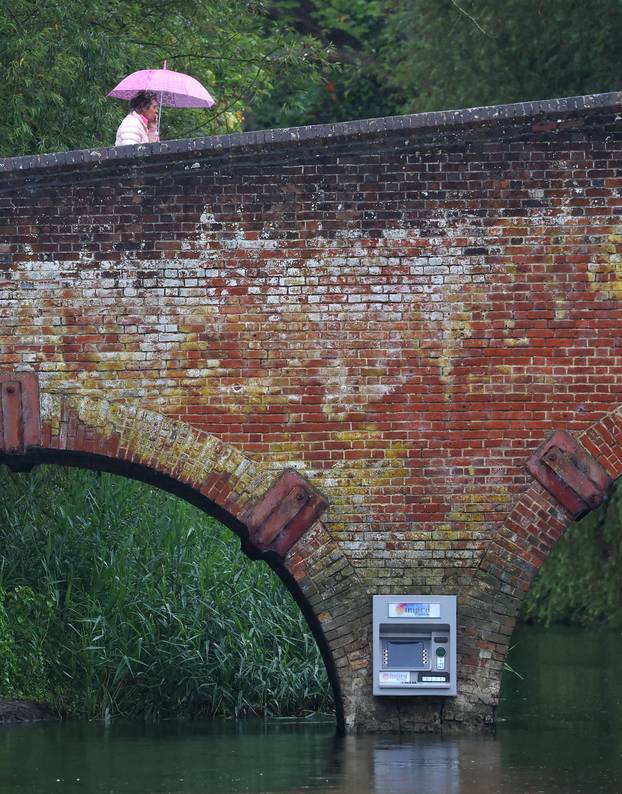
[157,60,167,137]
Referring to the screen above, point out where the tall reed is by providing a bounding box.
[0,465,333,719]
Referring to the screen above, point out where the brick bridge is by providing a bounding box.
[2,91,622,734]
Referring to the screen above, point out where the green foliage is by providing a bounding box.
[382,0,622,115]
[0,465,332,719]
[255,0,622,127]
[254,0,397,126]
[0,586,52,701]
[0,589,17,694]
[521,477,622,628]
[0,0,329,155]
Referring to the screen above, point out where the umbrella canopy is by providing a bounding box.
[108,63,215,108]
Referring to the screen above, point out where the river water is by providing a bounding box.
[1,624,621,794]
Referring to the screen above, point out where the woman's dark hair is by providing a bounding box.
[129,91,157,113]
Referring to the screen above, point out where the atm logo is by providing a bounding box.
[388,602,439,618]
[393,603,427,616]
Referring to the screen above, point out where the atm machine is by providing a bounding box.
[372,594,457,697]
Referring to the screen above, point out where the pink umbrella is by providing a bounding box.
[108,61,215,134]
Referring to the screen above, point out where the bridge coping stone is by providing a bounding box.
[1,90,620,175]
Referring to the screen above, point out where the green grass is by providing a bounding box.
[0,465,333,720]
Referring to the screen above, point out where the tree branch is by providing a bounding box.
[450,0,489,35]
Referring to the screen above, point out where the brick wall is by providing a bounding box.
[2,92,622,732]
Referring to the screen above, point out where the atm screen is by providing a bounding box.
[385,640,426,668]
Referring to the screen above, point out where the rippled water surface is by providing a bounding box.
[2,624,622,793]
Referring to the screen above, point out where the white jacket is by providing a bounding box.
[115,112,159,146]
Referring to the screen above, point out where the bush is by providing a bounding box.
[521,477,622,627]
[0,465,332,719]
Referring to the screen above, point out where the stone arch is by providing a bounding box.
[0,373,372,733]
[447,407,622,728]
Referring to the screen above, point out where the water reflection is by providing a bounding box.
[1,625,622,793]
[372,739,462,794]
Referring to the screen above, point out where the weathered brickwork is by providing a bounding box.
[2,91,622,732]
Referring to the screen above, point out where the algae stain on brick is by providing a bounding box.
[587,232,622,300]
[69,395,264,489]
